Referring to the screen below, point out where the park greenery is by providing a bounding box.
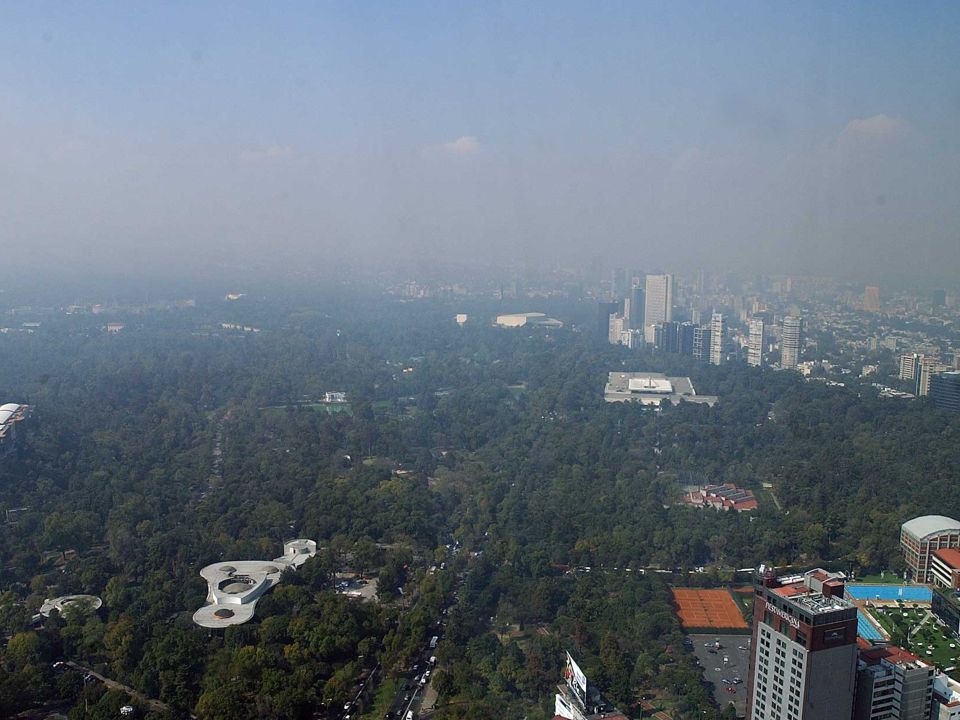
[0,287,958,719]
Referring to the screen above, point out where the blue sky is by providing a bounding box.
[1,2,959,279]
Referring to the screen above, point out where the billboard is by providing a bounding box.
[565,651,588,705]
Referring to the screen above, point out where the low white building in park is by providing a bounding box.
[193,539,317,628]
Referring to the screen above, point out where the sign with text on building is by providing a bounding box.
[767,603,801,629]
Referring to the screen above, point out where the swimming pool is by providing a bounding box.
[846,584,932,602]
[857,611,885,641]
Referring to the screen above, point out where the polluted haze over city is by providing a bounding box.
[1,2,959,285]
[6,5,960,720]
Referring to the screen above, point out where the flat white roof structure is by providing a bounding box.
[193,539,316,628]
[39,594,102,617]
[604,372,718,407]
[627,376,673,394]
[494,312,563,329]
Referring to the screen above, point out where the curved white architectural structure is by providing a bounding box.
[193,539,317,628]
[0,402,28,456]
[39,594,103,617]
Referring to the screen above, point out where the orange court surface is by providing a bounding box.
[671,588,748,630]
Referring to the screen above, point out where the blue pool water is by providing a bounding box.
[857,612,885,640]
[846,584,932,602]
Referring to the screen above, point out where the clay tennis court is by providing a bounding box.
[672,588,748,630]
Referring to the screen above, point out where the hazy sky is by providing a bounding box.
[1,2,959,281]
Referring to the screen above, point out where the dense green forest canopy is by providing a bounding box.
[0,288,957,719]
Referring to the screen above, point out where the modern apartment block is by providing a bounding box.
[748,318,765,367]
[709,312,724,365]
[781,316,803,370]
[918,357,951,397]
[853,642,933,720]
[746,567,858,720]
[693,325,711,363]
[899,353,922,382]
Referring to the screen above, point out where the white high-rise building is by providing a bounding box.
[643,274,673,330]
[781,316,803,370]
[899,353,922,381]
[608,313,626,345]
[748,319,765,367]
[709,313,724,365]
[918,357,951,397]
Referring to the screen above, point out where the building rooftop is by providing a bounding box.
[859,643,924,668]
[902,515,960,541]
[495,312,564,328]
[771,588,854,614]
[604,372,718,407]
[934,548,960,570]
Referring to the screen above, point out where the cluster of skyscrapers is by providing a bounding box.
[899,353,960,411]
[599,271,804,370]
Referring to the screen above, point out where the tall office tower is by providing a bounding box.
[919,357,951,397]
[608,314,626,345]
[619,329,643,349]
[931,372,960,412]
[629,285,645,330]
[746,568,858,720]
[899,353,922,382]
[611,268,628,299]
[597,302,619,338]
[864,286,881,312]
[853,643,933,720]
[652,323,665,351]
[678,322,696,356]
[709,313,724,365]
[692,326,710,363]
[643,274,673,329]
[781,316,803,369]
[748,319,765,367]
[933,289,947,307]
[657,321,680,353]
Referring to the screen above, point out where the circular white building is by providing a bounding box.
[38,594,103,617]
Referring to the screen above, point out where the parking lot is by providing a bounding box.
[687,633,751,717]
